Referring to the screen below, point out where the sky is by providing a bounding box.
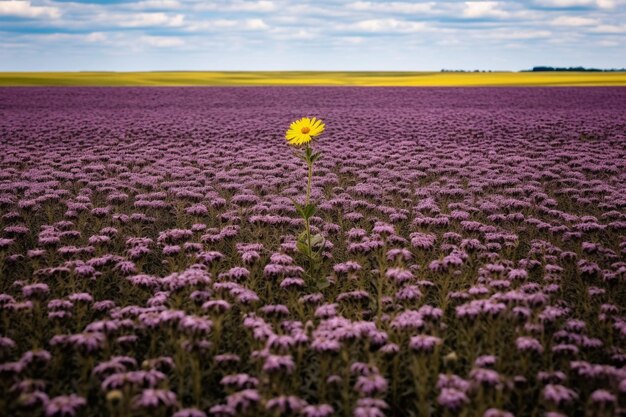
[0,0,625,71]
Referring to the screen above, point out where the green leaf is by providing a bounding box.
[296,240,310,256]
[310,151,323,163]
[297,230,309,242]
[289,197,305,217]
[302,203,317,219]
[289,198,319,221]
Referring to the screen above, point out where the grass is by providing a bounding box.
[1,71,626,86]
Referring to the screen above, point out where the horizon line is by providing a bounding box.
[2,71,626,87]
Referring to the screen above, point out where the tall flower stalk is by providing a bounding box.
[285,117,326,264]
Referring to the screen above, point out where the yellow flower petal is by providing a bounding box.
[284,117,325,146]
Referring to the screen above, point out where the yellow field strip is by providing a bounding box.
[1,71,625,86]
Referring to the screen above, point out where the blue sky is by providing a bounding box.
[1,0,625,71]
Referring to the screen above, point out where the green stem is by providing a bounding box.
[306,144,313,258]
[305,218,312,258]
[306,144,313,205]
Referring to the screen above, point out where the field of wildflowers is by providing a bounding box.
[0,87,625,417]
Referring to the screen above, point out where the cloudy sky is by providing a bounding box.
[1,0,625,71]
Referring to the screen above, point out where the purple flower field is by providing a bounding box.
[0,87,625,417]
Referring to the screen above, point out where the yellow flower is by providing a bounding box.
[285,117,325,146]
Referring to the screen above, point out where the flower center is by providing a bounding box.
[301,127,310,134]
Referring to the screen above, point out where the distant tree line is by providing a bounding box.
[439,67,625,72]
[525,66,626,72]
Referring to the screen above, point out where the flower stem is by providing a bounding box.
[306,144,313,205]
[305,144,313,258]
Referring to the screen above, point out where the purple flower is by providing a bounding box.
[437,374,470,393]
[409,335,442,353]
[67,332,106,352]
[311,337,341,353]
[132,389,178,409]
[484,408,514,417]
[516,337,544,354]
[470,368,501,386]
[0,336,16,351]
[202,299,231,313]
[209,404,235,417]
[353,398,388,417]
[196,251,224,265]
[179,315,213,335]
[280,277,305,289]
[395,285,422,301]
[475,355,497,368]
[45,394,86,417]
[68,292,93,303]
[270,253,294,265]
[302,404,334,417]
[265,395,308,414]
[22,283,50,298]
[390,310,425,331]
[315,303,338,319]
[214,353,240,364]
[262,354,295,374]
[542,384,578,405]
[379,343,399,355]
[226,266,250,280]
[173,409,207,417]
[20,349,52,367]
[589,389,615,404]
[437,388,469,410]
[225,389,260,412]
[333,261,362,274]
[220,373,259,389]
[386,267,414,283]
[18,390,50,408]
[0,238,15,249]
[354,374,389,396]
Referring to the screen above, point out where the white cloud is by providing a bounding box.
[129,0,182,10]
[0,0,60,19]
[348,19,429,33]
[140,35,184,47]
[533,0,621,8]
[26,32,107,43]
[230,1,276,12]
[346,2,435,14]
[186,18,269,31]
[269,27,318,40]
[534,0,595,6]
[244,18,269,29]
[116,12,185,28]
[186,19,235,31]
[489,29,552,39]
[340,36,366,44]
[596,39,620,45]
[293,29,316,39]
[551,16,599,25]
[85,32,107,42]
[463,2,510,18]
[589,23,626,32]
[596,0,614,6]
[192,1,276,12]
